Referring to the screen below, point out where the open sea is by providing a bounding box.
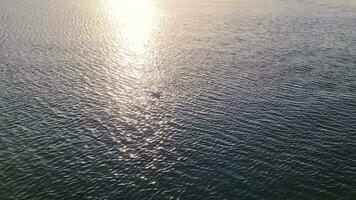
[0,0,356,199]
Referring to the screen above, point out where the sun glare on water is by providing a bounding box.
[103,0,162,105]
[104,0,159,68]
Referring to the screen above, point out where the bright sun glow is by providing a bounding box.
[104,0,159,68]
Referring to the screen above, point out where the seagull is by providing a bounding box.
[150,91,161,99]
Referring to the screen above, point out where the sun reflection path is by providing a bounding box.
[101,0,174,174]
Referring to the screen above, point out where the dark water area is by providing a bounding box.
[0,0,356,199]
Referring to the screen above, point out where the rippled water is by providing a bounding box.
[1,0,356,199]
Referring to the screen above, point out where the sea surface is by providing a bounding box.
[0,0,356,199]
